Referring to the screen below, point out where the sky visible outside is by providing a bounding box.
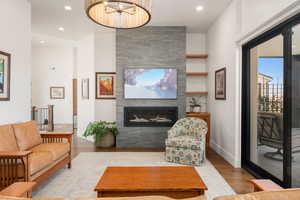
[259,57,283,84]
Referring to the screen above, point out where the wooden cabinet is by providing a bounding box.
[186,112,211,152]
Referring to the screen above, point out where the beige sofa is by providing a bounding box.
[0,121,72,189]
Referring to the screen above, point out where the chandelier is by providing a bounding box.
[85,0,152,29]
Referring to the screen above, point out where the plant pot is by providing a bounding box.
[95,132,115,148]
[192,106,202,113]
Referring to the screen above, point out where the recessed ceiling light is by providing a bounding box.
[64,5,72,11]
[103,1,108,6]
[196,5,204,12]
[58,27,65,32]
[40,40,45,44]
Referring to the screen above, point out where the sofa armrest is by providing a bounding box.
[0,151,31,158]
[0,152,31,189]
[40,132,73,168]
[0,182,36,197]
[250,179,284,192]
[40,132,73,143]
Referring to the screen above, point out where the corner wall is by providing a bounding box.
[116,27,186,148]
[0,0,31,125]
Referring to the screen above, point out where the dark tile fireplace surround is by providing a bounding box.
[124,107,178,127]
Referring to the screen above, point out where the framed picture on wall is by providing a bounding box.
[0,51,11,101]
[50,87,65,99]
[215,68,226,100]
[82,78,89,99]
[95,72,116,99]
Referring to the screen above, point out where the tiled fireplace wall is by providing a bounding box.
[116,26,186,148]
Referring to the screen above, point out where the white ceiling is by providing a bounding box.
[31,0,232,41]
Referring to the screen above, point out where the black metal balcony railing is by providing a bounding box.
[31,105,54,131]
[258,83,283,113]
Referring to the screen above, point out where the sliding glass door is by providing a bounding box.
[291,24,300,188]
[242,14,300,188]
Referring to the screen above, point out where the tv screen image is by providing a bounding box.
[124,68,177,99]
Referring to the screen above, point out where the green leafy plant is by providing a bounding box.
[83,121,118,144]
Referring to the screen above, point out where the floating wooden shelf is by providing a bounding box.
[186,91,208,95]
[186,72,208,76]
[186,54,208,59]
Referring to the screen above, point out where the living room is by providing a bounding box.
[1,0,300,200]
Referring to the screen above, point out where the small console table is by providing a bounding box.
[186,112,211,152]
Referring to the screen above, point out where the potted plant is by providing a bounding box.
[83,121,118,148]
[189,97,202,113]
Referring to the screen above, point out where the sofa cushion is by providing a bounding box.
[30,143,70,161]
[166,136,203,150]
[13,121,42,151]
[214,189,300,200]
[0,125,19,151]
[28,151,53,175]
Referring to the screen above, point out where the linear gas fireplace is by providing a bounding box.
[124,107,178,127]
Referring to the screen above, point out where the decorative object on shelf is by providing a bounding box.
[124,68,177,99]
[0,51,10,101]
[50,87,65,99]
[85,0,152,29]
[215,67,226,100]
[189,97,207,113]
[83,121,118,148]
[96,72,116,99]
[82,78,89,100]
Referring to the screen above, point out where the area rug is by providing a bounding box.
[33,152,235,200]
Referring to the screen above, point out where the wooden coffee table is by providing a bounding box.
[95,166,208,199]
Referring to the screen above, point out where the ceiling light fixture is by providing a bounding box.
[40,40,45,44]
[64,0,72,11]
[85,0,152,29]
[64,5,72,11]
[196,5,204,12]
[58,27,65,31]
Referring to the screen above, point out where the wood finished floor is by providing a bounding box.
[71,136,254,194]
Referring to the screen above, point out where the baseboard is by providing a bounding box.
[210,141,240,168]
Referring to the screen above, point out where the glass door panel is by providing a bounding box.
[291,24,300,187]
[249,34,284,181]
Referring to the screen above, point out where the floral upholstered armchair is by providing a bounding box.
[165,117,208,166]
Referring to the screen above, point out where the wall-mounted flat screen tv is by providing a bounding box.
[124,68,177,99]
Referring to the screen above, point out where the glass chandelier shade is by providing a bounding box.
[85,0,152,29]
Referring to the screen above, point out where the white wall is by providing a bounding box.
[241,0,298,36]
[76,34,96,136]
[206,0,300,167]
[32,45,74,124]
[95,31,116,122]
[0,0,31,125]
[206,0,242,167]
